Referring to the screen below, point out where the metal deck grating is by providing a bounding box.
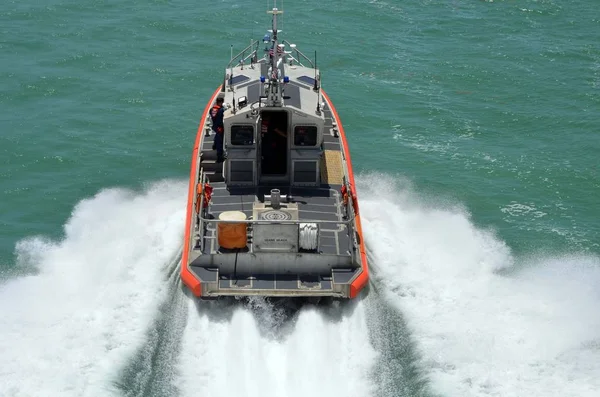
[320,150,344,185]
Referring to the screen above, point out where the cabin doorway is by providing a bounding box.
[259,110,288,178]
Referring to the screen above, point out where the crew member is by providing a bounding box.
[210,97,225,162]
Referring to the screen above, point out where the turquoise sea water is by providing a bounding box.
[1,1,599,396]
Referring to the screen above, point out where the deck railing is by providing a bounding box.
[281,40,315,68]
[198,211,355,225]
[226,40,262,70]
[226,39,316,71]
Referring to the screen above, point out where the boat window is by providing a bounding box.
[230,125,254,145]
[293,125,318,146]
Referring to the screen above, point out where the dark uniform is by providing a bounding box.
[210,99,225,161]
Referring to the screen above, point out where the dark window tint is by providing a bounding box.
[293,126,318,146]
[231,125,254,145]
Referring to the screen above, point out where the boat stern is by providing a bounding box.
[185,252,366,299]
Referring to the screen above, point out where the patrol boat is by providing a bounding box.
[181,4,368,299]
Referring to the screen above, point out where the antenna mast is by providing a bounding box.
[266,1,284,107]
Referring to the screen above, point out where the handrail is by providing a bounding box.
[282,40,315,68]
[227,39,317,71]
[191,166,205,252]
[227,40,261,69]
[196,167,204,216]
[198,212,355,225]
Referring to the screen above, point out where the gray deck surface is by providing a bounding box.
[198,184,352,257]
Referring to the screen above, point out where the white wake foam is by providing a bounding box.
[176,298,378,397]
[0,180,187,397]
[359,173,600,397]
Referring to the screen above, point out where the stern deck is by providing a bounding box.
[195,185,352,257]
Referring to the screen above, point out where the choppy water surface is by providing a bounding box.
[1,1,599,396]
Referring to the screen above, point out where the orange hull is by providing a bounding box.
[321,90,369,299]
[181,87,221,297]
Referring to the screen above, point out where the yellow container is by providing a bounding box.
[217,211,248,249]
